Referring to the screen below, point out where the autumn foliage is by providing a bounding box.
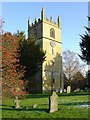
[2,32,27,99]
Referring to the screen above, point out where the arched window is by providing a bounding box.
[50,28,55,38]
[34,29,37,37]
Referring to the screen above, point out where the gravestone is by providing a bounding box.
[49,91,58,113]
[60,88,63,93]
[67,86,71,93]
[64,89,66,92]
[13,96,20,108]
[32,103,37,108]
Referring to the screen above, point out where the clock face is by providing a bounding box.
[50,41,56,47]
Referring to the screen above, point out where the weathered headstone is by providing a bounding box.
[60,88,63,93]
[64,89,66,92]
[32,103,37,108]
[49,91,58,113]
[13,96,20,108]
[67,86,71,93]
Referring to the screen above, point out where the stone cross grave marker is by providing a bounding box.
[67,86,71,93]
[13,96,20,108]
[49,91,58,113]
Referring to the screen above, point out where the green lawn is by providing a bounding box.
[1,91,90,119]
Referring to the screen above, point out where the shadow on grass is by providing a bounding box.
[2,106,49,113]
[26,91,89,99]
[26,93,51,99]
[58,92,90,97]
[59,101,90,106]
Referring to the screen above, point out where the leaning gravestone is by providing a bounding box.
[13,96,20,108]
[67,86,71,93]
[49,91,58,113]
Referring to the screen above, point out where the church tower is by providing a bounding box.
[28,8,63,93]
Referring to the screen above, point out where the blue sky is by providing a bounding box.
[2,2,88,54]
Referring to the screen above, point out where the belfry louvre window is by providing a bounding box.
[50,28,55,38]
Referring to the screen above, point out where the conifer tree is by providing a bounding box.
[79,16,90,88]
[79,25,90,63]
[19,33,46,78]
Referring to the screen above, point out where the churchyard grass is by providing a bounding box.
[1,91,90,119]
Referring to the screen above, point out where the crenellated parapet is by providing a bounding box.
[28,8,61,31]
[44,17,59,28]
[28,17,42,30]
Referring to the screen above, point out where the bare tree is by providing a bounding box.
[63,50,86,85]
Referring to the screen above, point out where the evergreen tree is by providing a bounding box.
[79,16,90,63]
[79,16,90,88]
[18,33,46,78]
[79,32,90,63]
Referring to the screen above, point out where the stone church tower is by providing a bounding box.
[28,8,64,93]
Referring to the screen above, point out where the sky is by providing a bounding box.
[1,2,88,55]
